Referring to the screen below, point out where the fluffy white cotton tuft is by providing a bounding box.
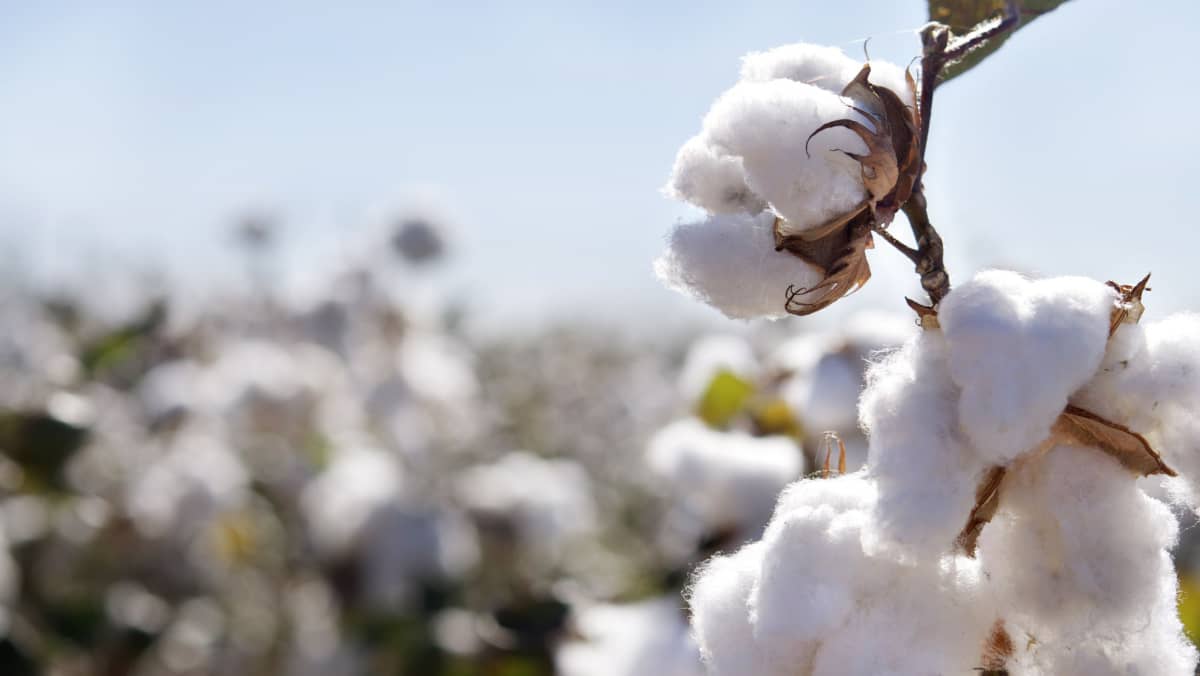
[666,135,767,215]
[939,270,1115,463]
[691,471,994,676]
[859,332,991,557]
[702,80,869,233]
[978,445,1195,675]
[739,42,915,107]
[655,211,823,320]
[688,542,782,676]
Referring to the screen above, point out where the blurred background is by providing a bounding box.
[1,0,1199,674]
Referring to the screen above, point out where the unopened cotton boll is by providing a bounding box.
[666,135,767,215]
[654,211,824,319]
[939,270,1115,463]
[702,80,870,233]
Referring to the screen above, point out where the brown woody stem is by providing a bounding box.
[901,190,950,305]
[908,0,1020,307]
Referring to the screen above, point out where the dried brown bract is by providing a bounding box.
[774,64,923,317]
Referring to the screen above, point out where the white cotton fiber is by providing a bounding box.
[978,445,1178,630]
[654,211,824,320]
[939,271,1115,463]
[859,332,990,557]
[732,471,992,676]
[739,42,916,108]
[750,472,881,667]
[1075,313,1200,509]
[688,542,783,676]
[807,556,990,676]
[702,80,869,233]
[666,135,767,215]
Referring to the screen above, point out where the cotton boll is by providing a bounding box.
[939,271,1115,463]
[648,419,803,544]
[677,334,758,404]
[666,135,767,215]
[749,472,991,674]
[702,80,870,233]
[688,542,785,676]
[978,445,1177,632]
[557,596,704,676]
[859,333,990,557]
[654,211,824,320]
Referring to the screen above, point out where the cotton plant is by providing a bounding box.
[657,3,1200,674]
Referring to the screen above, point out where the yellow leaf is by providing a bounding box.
[695,370,755,429]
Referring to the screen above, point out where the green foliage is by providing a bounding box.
[929,0,1071,82]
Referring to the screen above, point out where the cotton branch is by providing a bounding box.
[889,0,1020,306]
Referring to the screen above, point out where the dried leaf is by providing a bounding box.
[957,465,1006,557]
[806,65,921,226]
[1106,273,1150,337]
[1051,404,1176,477]
[781,219,874,317]
[979,619,1014,673]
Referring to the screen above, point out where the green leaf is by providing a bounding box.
[694,370,755,429]
[928,0,1071,82]
[1180,573,1200,648]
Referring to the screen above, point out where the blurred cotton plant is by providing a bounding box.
[653,1,1200,674]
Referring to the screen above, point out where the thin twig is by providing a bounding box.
[872,225,920,263]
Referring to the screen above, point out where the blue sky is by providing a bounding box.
[2,1,1197,331]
